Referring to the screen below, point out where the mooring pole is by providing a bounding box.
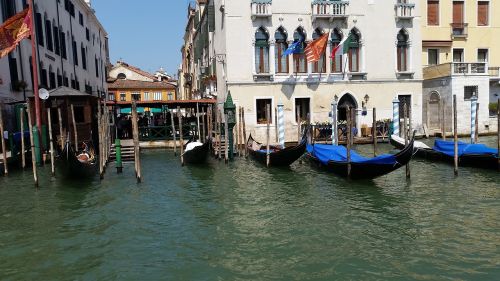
[475,103,479,144]
[196,102,201,142]
[497,98,499,171]
[218,109,222,160]
[0,103,7,175]
[331,99,338,145]
[170,109,177,156]
[453,95,458,176]
[242,107,248,157]
[224,113,229,164]
[346,106,351,179]
[404,103,410,179]
[26,102,38,186]
[70,104,78,152]
[57,107,65,149]
[132,101,141,182]
[277,102,285,148]
[178,106,184,166]
[470,94,478,144]
[20,105,26,169]
[115,138,122,173]
[372,107,377,157]
[202,107,206,142]
[392,97,400,137]
[47,108,55,176]
[274,107,278,143]
[238,107,242,156]
[297,105,301,144]
[266,104,271,167]
[442,100,446,140]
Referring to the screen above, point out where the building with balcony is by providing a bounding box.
[205,0,423,142]
[421,0,500,134]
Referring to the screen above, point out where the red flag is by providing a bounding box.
[0,8,31,59]
[304,33,329,63]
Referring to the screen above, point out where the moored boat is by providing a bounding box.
[59,141,97,179]
[182,138,210,165]
[246,134,306,167]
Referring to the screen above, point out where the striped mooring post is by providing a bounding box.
[470,94,478,143]
[277,102,285,148]
[331,99,338,145]
[392,97,400,136]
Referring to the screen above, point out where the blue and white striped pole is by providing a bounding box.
[331,99,338,145]
[470,94,478,143]
[277,102,285,148]
[392,98,400,136]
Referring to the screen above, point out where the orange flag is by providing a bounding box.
[304,33,329,63]
[0,8,31,59]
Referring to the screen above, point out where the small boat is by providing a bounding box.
[306,132,415,179]
[390,135,499,170]
[59,141,97,178]
[182,137,210,165]
[246,134,306,167]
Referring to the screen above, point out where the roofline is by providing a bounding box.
[74,0,108,37]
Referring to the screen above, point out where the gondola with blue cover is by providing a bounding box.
[306,132,415,179]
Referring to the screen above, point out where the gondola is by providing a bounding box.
[182,137,210,165]
[306,132,415,179]
[390,134,499,170]
[246,134,306,167]
[59,141,97,178]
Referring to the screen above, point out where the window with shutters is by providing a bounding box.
[312,28,326,73]
[293,27,307,73]
[331,29,343,73]
[397,30,409,72]
[477,1,489,26]
[275,27,289,74]
[427,0,439,26]
[348,29,360,72]
[255,27,270,74]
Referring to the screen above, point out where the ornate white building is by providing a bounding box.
[209,0,423,141]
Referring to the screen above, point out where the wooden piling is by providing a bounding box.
[98,104,103,179]
[0,103,7,175]
[202,107,206,142]
[207,105,212,150]
[238,106,243,156]
[497,98,499,171]
[296,105,301,144]
[26,102,38,186]
[266,104,271,167]
[20,105,26,169]
[441,100,446,140]
[235,107,240,156]
[274,107,278,143]
[70,104,78,151]
[177,106,184,165]
[132,101,141,182]
[372,107,377,157]
[242,107,247,158]
[474,103,479,144]
[47,108,55,176]
[196,102,201,142]
[346,106,351,179]
[453,95,458,176]
[170,109,177,156]
[404,103,410,179]
[218,109,222,160]
[57,107,64,149]
[224,112,229,164]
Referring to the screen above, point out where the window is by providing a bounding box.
[45,19,53,51]
[117,73,126,80]
[453,49,464,62]
[120,93,126,101]
[8,55,18,87]
[40,67,48,88]
[72,39,78,65]
[428,49,439,65]
[132,92,141,101]
[478,1,489,26]
[81,45,86,69]
[60,31,67,59]
[312,29,326,73]
[427,0,439,25]
[53,25,60,55]
[78,12,83,26]
[153,92,162,100]
[478,49,488,62]
[168,92,173,100]
[86,28,90,41]
[293,28,307,73]
[57,71,62,87]
[331,29,343,73]
[108,93,115,101]
[397,30,409,72]
[255,27,269,74]
[35,13,44,46]
[464,86,478,100]
[398,95,412,116]
[49,68,56,89]
[143,92,150,101]
[256,98,272,124]
[63,74,69,87]
[95,57,99,77]
[348,30,360,72]
[295,98,310,123]
[73,106,85,123]
[275,27,288,74]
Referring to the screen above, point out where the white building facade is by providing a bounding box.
[211,0,423,142]
[0,0,109,103]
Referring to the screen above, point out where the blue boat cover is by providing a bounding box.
[433,140,498,157]
[307,144,397,165]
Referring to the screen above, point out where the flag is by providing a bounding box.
[0,8,31,59]
[304,33,329,63]
[282,40,303,57]
[331,34,352,58]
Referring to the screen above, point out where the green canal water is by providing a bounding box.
[0,138,499,280]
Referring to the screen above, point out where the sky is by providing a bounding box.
[92,0,193,78]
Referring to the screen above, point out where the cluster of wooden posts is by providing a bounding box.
[98,101,112,179]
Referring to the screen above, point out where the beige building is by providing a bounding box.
[206,0,423,142]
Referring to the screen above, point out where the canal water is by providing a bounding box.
[0,138,498,280]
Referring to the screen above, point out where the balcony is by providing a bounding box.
[451,23,468,39]
[489,67,500,80]
[423,62,488,80]
[312,0,349,22]
[395,2,415,20]
[251,0,272,20]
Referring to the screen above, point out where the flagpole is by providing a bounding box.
[28,0,42,150]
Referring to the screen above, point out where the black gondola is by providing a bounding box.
[182,138,210,165]
[306,132,415,179]
[390,135,499,170]
[246,134,306,167]
[59,141,97,178]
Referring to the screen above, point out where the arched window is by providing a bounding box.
[331,29,342,73]
[275,27,288,74]
[44,14,53,51]
[255,27,269,74]
[312,28,326,73]
[117,73,127,80]
[348,29,360,72]
[397,30,409,72]
[293,27,307,73]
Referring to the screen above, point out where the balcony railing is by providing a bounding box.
[395,2,415,19]
[251,0,272,19]
[488,66,500,78]
[423,62,488,80]
[312,0,349,21]
[451,23,468,38]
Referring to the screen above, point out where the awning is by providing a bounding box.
[422,40,453,47]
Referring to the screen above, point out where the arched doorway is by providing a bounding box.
[427,91,441,131]
[338,93,357,124]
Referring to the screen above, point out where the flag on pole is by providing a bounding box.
[330,34,352,58]
[282,40,303,57]
[0,8,31,59]
[304,33,329,62]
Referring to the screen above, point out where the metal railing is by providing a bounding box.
[312,0,349,19]
[309,121,390,143]
[395,2,415,18]
[423,62,488,79]
[452,62,487,74]
[138,124,197,141]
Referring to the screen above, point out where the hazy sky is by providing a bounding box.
[92,0,193,77]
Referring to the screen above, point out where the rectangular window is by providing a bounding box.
[72,40,78,66]
[79,12,83,26]
[453,1,464,24]
[427,0,439,25]
[132,92,141,101]
[60,31,67,59]
[143,92,150,101]
[477,49,488,62]
[73,106,85,123]
[168,92,173,100]
[120,93,126,101]
[95,57,99,77]
[313,54,326,73]
[8,55,19,87]
[255,45,269,74]
[349,47,359,72]
[275,42,288,73]
[40,68,48,88]
[295,98,310,123]
[256,98,272,124]
[332,43,342,73]
[45,20,53,51]
[63,76,69,87]
[53,26,60,55]
[464,86,478,100]
[57,74,62,87]
[86,28,90,41]
[293,53,307,73]
[81,46,86,69]
[35,13,44,46]
[478,1,489,26]
[49,71,56,89]
[398,95,412,117]
[428,49,439,65]
[108,93,115,101]
[397,46,408,72]
[153,92,162,100]
[453,49,464,62]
